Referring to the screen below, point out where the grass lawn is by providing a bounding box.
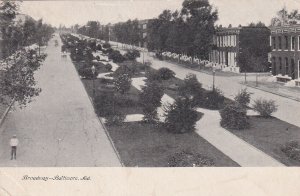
[81,78,143,115]
[228,116,300,166]
[107,122,239,167]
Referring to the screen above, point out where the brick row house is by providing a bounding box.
[138,19,150,48]
[209,26,271,73]
[270,24,300,85]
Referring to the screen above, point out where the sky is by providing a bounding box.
[20,0,300,27]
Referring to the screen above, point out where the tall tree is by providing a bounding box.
[271,7,300,26]
[0,0,19,57]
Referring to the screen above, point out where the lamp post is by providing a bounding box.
[212,68,216,91]
[91,65,96,100]
[142,48,145,65]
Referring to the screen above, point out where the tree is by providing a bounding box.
[220,103,249,130]
[157,67,175,80]
[124,49,140,61]
[181,0,218,58]
[0,0,19,57]
[271,7,300,26]
[139,81,164,122]
[147,0,218,58]
[164,98,199,133]
[179,74,202,99]
[0,49,46,106]
[113,73,132,95]
[234,88,251,109]
[108,50,125,63]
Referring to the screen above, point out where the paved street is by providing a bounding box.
[0,34,121,166]
[138,54,300,128]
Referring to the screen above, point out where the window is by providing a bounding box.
[272,36,276,50]
[285,57,289,74]
[291,36,295,50]
[279,57,282,72]
[278,36,282,50]
[285,36,289,50]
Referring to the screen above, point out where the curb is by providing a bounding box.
[244,83,300,103]
[0,100,14,128]
[87,95,125,167]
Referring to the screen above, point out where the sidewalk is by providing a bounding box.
[245,80,300,102]
[196,108,284,167]
[0,34,121,167]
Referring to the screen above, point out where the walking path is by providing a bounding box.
[0,34,121,166]
[196,108,284,167]
[131,77,284,166]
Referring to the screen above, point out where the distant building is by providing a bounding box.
[209,26,270,73]
[270,24,300,85]
[138,19,150,48]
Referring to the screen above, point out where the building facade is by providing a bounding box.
[209,27,240,72]
[209,26,270,73]
[270,24,300,84]
[138,19,150,48]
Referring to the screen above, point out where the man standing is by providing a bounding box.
[10,135,19,160]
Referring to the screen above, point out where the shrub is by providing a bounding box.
[281,141,300,161]
[220,103,249,130]
[124,49,140,61]
[96,44,102,51]
[105,48,113,55]
[234,88,251,108]
[164,98,199,134]
[157,67,175,80]
[108,50,125,63]
[146,69,161,81]
[114,64,136,77]
[179,74,203,106]
[113,73,132,94]
[105,63,112,71]
[155,52,163,60]
[78,67,97,79]
[105,114,126,126]
[252,98,278,117]
[103,42,111,49]
[168,150,215,167]
[95,56,101,61]
[88,41,97,51]
[202,88,225,110]
[140,82,164,108]
[140,82,164,123]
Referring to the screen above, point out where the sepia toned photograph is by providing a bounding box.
[0,0,300,169]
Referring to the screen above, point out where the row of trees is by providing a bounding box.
[112,19,141,46]
[271,7,300,26]
[76,21,110,41]
[0,1,54,58]
[0,0,54,107]
[147,0,218,59]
